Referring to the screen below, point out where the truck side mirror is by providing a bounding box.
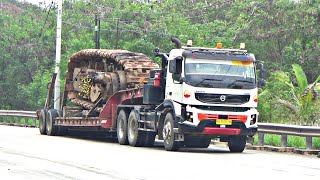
[258,63,266,87]
[169,57,183,83]
[169,56,183,74]
[259,63,265,79]
[154,47,160,55]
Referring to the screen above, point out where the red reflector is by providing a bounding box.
[202,127,240,135]
[184,94,190,98]
[198,113,218,121]
[228,115,247,123]
[254,98,258,103]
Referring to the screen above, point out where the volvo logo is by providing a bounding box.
[220,95,226,102]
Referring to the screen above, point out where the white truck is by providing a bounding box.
[152,38,265,151]
[38,38,265,152]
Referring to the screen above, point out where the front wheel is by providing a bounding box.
[162,112,180,151]
[228,135,247,153]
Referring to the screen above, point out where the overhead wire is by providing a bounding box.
[38,0,54,38]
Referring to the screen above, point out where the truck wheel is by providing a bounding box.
[143,132,156,147]
[128,110,144,147]
[228,135,246,152]
[163,112,180,151]
[38,109,47,135]
[46,109,59,136]
[117,110,129,145]
[184,135,211,148]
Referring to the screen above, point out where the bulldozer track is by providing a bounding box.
[62,49,159,112]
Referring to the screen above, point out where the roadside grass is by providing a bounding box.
[253,134,320,150]
[0,117,36,126]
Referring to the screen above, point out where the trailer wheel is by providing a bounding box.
[163,112,180,151]
[128,110,144,147]
[117,110,129,145]
[46,109,59,136]
[39,109,47,135]
[184,135,211,148]
[228,135,246,152]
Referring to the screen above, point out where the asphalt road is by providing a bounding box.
[0,125,319,180]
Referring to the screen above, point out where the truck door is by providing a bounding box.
[165,57,183,102]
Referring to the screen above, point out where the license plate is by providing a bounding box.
[216,119,232,125]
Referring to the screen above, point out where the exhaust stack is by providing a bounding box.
[171,37,182,49]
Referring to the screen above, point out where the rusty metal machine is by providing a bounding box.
[61,49,159,113]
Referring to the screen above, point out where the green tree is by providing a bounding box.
[1,0,320,115]
[274,64,320,125]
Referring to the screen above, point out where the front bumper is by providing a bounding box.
[178,120,258,136]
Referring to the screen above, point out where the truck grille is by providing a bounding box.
[195,93,250,105]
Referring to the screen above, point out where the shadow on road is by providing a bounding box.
[51,131,250,154]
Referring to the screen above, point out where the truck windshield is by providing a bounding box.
[185,58,256,89]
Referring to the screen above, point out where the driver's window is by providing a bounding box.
[172,58,183,83]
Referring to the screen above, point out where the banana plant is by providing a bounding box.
[276,64,320,125]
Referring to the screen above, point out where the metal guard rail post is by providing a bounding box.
[0,110,37,127]
[257,123,320,150]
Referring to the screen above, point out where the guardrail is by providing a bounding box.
[257,123,320,150]
[0,110,37,127]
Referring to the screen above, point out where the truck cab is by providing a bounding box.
[158,39,264,152]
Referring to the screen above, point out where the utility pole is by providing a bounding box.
[95,14,100,49]
[54,0,62,110]
[115,18,120,49]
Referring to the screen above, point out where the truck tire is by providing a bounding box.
[128,110,145,147]
[163,112,180,151]
[228,135,246,152]
[46,109,59,136]
[117,110,129,145]
[38,109,47,135]
[184,135,211,148]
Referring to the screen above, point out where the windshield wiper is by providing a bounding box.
[195,78,222,87]
[227,79,254,88]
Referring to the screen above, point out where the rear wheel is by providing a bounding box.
[184,135,211,148]
[117,110,129,145]
[46,109,59,136]
[128,110,145,147]
[163,112,180,151]
[38,109,47,135]
[228,135,247,152]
